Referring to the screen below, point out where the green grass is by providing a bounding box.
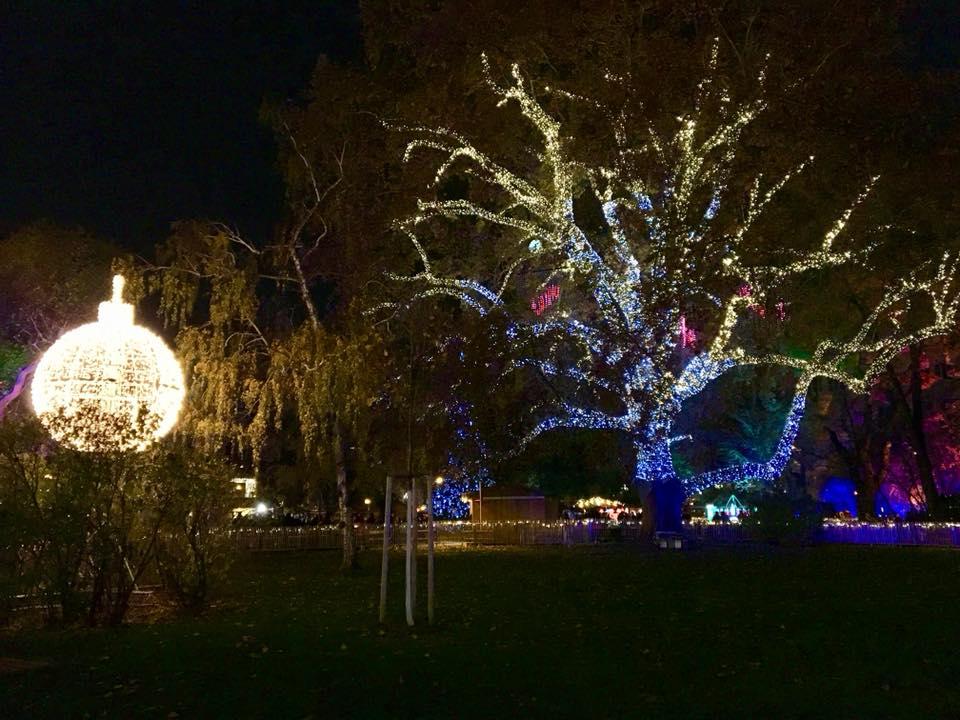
[2,545,960,719]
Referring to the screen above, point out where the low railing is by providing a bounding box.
[821,520,960,547]
[231,526,347,551]
[685,522,750,543]
[231,520,960,551]
[229,521,752,551]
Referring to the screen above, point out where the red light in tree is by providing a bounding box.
[678,315,697,348]
[738,283,788,321]
[531,284,561,316]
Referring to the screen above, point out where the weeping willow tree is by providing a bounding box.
[126,218,383,570]
[120,67,402,570]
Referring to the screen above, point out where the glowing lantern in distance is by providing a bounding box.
[31,275,185,451]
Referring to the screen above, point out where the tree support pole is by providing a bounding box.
[426,477,435,625]
[379,475,392,624]
[405,478,415,627]
[410,478,417,614]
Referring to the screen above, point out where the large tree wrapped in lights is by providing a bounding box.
[383,47,959,528]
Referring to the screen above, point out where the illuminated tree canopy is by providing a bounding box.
[380,46,959,495]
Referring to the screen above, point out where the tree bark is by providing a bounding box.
[333,414,357,572]
[641,479,684,537]
[0,361,37,419]
[888,346,942,516]
[827,427,878,519]
[405,345,417,611]
[908,345,942,516]
[855,446,880,519]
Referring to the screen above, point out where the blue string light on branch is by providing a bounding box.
[429,397,494,519]
[376,42,960,498]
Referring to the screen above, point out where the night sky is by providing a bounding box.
[1,0,360,251]
[1,1,957,254]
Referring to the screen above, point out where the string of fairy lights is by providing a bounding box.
[379,43,959,497]
[432,397,494,518]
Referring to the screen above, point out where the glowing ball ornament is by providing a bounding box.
[32,275,185,452]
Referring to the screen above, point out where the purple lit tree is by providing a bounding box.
[379,48,959,529]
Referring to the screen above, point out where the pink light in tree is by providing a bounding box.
[678,315,697,348]
[531,284,561,316]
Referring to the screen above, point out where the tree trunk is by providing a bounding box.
[0,361,37,419]
[908,345,942,516]
[634,438,684,537]
[855,463,879,519]
[827,426,879,519]
[405,349,417,610]
[333,415,357,572]
[889,346,942,516]
[641,479,684,537]
[854,395,881,520]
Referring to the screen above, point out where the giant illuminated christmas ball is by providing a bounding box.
[32,275,185,451]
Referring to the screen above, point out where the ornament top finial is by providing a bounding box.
[112,274,125,304]
[98,274,134,326]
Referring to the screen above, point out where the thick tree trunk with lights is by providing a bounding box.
[641,479,685,537]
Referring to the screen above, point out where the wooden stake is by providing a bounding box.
[404,477,415,627]
[410,478,417,613]
[378,475,392,624]
[426,477,435,625]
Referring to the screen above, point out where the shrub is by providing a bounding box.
[742,493,825,545]
[154,446,235,611]
[0,417,235,626]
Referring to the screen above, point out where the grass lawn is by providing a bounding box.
[2,544,960,719]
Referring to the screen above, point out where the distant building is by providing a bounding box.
[231,477,257,499]
[465,485,560,522]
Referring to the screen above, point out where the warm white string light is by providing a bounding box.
[382,46,959,493]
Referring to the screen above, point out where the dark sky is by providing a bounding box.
[1,1,956,255]
[1,0,360,251]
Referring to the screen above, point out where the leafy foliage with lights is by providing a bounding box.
[381,45,959,496]
[431,397,495,519]
[31,275,185,452]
